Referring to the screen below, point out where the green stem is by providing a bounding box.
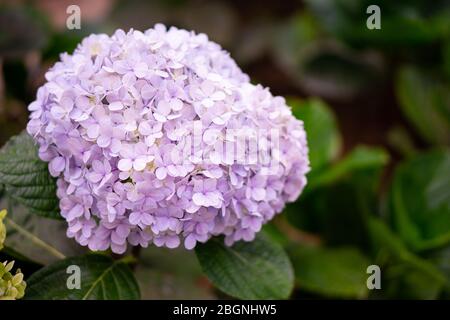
[5,218,66,260]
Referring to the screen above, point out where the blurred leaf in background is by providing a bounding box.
[286,98,388,250]
[396,66,450,146]
[0,132,59,219]
[368,217,447,299]
[290,98,342,172]
[389,149,450,252]
[274,13,384,100]
[289,246,370,299]
[305,0,450,49]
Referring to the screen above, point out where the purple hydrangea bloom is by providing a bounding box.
[27,25,310,254]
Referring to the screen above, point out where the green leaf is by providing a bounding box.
[306,0,447,48]
[286,147,388,248]
[0,132,60,219]
[287,182,372,249]
[275,14,383,100]
[368,218,445,277]
[25,254,140,300]
[290,98,341,172]
[195,232,294,299]
[380,264,445,299]
[368,217,447,299]
[272,12,321,70]
[289,246,370,298]
[390,149,450,251]
[368,217,410,259]
[396,66,450,145]
[308,145,389,191]
[428,245,450,297]
[43,30,86,60]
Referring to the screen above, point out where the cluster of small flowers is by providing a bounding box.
[27,24,309,253]
[0,261,26,300]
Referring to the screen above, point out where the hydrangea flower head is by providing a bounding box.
[27,25,310,254]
